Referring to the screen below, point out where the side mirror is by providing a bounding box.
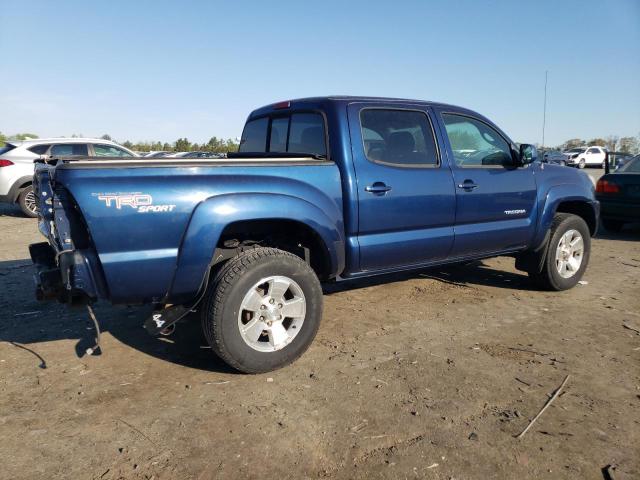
[518,144,538,165]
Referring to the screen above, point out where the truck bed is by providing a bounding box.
[33,155,344,305]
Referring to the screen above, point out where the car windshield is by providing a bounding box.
[618,156,640,173]
[567,148,586,153]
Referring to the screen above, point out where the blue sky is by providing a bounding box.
[1,0,639,147]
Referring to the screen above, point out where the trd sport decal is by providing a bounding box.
[94,193,176,213]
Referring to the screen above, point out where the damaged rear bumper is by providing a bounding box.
[30,242,106,305]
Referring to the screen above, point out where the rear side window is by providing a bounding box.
[0,145,16,155]
[239,112,327,157]
[50,144,89,156]
[239,117,269,152]
[93,144,133,157]
[360,109,438,166]
[620,156,640,173]
[28,144,49,155]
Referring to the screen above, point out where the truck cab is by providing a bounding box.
[30,96,599,373]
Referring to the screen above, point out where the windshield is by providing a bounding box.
[619,156,640,173]
[566,148,586,153]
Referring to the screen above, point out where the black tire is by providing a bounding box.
[18,185,38,218]
[601,218,624,233]
[201,247,323,373]
[529,213,591,291]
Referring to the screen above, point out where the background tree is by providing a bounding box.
[604,135,619,151]
[11,133,39,140]
[0,131,6,145]
[174,138,191,151]
[563,138,584,150]
[587,138,607,147]
[100,134,113,141]
[618,136,639,154]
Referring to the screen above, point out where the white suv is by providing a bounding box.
[0,138,137,217]
[563,146,607,169]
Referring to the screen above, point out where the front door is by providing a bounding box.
[347,103,456,271]
[437,111,538,257]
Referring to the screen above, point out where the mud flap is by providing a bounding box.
[515,230,551,274]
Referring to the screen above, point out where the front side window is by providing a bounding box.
[50,143,89,156]
[93,144,133,157]
[359,109,438,166]
[239,112,327,157]
[587,148,599,154]
[442,114,513,167]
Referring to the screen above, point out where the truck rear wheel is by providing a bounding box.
[201,247,323,373]
[529,213,590,291]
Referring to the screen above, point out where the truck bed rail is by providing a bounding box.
[36,155,333,169]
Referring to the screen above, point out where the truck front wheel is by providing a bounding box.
[201,247,323,373]
[529,213,591,291]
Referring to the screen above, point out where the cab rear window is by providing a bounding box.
[239,112,326,157]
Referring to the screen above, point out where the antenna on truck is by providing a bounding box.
[541,70,548,151]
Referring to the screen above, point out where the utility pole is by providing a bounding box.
[542,70,548,150]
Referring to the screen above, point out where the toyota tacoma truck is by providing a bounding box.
[30,96,599,373]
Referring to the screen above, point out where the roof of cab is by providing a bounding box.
[249,95,464,118]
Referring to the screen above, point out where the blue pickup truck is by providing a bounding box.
[30,96,599,373]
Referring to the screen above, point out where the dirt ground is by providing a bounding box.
[1,192,639,480]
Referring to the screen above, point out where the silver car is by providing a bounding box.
[0,138,137,217]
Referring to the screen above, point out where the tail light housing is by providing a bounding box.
[0,159,14,167]
[596,179,620,194]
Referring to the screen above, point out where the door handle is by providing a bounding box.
[365,182,392,195]
[457,180,478,191]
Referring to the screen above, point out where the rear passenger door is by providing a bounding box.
[347,103,456,271]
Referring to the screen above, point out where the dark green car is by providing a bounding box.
[596,155,640,232]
